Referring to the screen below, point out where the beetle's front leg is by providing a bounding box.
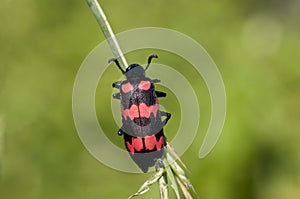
[155,90,166,98]
[160,111,171,126]
[151,79,161,84]
[112,81,122,88]
[112,81,122,99]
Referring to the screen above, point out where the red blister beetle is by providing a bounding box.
[110,55,171,172]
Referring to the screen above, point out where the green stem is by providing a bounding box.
[86,0,128,69]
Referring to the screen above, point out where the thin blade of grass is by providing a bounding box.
[176,176,193,199]
[159,171,168,199]
[85,0,128,69]
[128,167,164,198]
[166,152,197,196]
[165,163,181,199]
[170,160,194,191]
[166,142,189,172]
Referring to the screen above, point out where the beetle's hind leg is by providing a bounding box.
[117,128,124,136]
[160,111,171,126]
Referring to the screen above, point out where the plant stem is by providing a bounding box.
[85,0,128,69]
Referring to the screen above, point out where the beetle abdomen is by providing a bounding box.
[123,129,166,173]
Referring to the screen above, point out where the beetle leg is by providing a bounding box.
[112,92,120,99]
[117,128,124,136]
[155,90,166,98]
[160,111,171,126]
[151,79,161,84]
[112,81,122,88]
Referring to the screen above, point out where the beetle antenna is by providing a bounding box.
[108,58,125,74]
[145,54,158,71]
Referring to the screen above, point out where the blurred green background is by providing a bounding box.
[1,0,300,198]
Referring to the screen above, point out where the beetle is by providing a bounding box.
[109,54,171,172]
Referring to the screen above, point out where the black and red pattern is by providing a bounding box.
[110,55,171,172]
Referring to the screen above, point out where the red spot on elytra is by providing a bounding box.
[126,137,143,154]
[121,82,133,93]
[122,104,139,120]
[144,135,164,151]
[122,100,159,120]
[138,80,151,91]
[126,135,164,154]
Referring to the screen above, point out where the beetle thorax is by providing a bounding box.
[125,64,145,79]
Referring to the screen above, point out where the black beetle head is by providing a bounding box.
[109,54,158,78]
[125,64,145,79]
